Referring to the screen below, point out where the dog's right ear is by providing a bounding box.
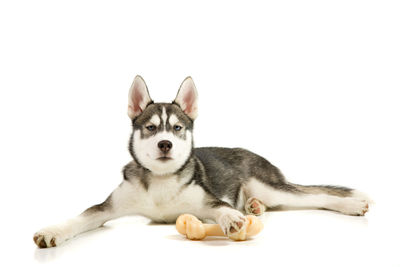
[128,75,153,119]
[173,76,198,120]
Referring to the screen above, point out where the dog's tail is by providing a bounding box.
[289,183,373,202]
[289,183,353,197]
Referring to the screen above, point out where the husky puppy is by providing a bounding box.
[34,76,370,248]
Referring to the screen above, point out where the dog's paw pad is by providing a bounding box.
[218,210,247,236]
[360,202,369,216]
[33,235,47,248]
[33,228,65,248]
[245,197,266,216]
[229,221,243,233]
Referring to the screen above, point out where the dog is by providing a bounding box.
[33,76,370,248]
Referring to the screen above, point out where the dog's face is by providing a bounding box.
[127,76,198,175]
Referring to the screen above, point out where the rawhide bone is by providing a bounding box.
[176,214,263,241]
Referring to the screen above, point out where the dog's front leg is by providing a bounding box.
[33,196,116,248]
[200,201,247,237]
[33,181,138,248]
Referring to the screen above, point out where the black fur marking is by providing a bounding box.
[83,195,112,215]
[182,158,231,208]
[128,131,135,158]
[123,161,150,190]
[171,101,182,112]
[171,101,194,124]
[140,176,149,191]
[131,103,193,139]
[291,184,353,197]
[166,104,193,130]
[208,199,232,208]
[233,185,242,208]
[174,149,194,175]
[193,148,248,202]
[184,158,203,187]
[145,100,154,108]
[128,132,146,172]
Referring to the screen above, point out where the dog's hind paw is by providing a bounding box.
[334,197,369,216]
[245,197,266,216]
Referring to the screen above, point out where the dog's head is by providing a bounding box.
[127,76,198,175]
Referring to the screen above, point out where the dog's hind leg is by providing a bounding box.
[243,178,370,216]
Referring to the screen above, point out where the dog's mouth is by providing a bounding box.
[157,156,173,162]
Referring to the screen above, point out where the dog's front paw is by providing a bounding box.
[217,209,247,236]
[33,227,67,248]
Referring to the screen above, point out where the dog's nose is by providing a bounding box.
[158,140,173,153]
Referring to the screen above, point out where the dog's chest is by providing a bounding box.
[135,175,205,222]
[147,177,184,206]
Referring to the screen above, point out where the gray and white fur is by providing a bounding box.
[33,76,370,248]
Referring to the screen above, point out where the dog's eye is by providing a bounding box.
[174,125,182,131]
[146,125,156,131]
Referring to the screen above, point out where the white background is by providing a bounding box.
[0,0,399,266]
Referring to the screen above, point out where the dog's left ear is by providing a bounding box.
[174,76,198,120]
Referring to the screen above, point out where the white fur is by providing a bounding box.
[221,196,233,206]
[149,114,161,126]
[133,129,193,175]
[168,114,179,126]
[34,209,112,247]
[111,175,207,222]
[34,172,249,247]
[235,187,246,211]
[351,190,374,204]
[34,175,207,246]
[213,206,246,235]
[161,107,167,127]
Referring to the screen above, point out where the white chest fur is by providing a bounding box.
[113,174,206,223]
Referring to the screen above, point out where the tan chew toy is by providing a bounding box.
[176,214,263,241]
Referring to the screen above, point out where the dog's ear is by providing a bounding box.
[174,76,198,120]
[128,75,153,119]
